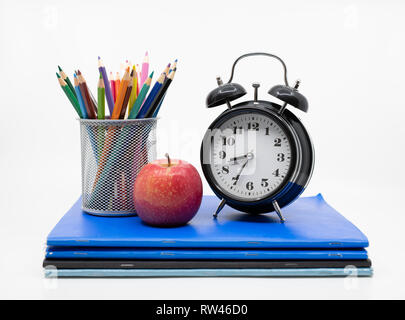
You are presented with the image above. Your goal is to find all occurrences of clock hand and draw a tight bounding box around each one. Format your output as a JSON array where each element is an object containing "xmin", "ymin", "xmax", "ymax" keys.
[
  {"xmin": 229, "ymin": 151, "xmax": 254, "ymax": 164},
  {"xmin": 229, "ymin": 154, "xmax": 248, "ymax": 163},
  {"xmin": 233, "ymin": 159, "xmax": 249, "ymax": 184}
]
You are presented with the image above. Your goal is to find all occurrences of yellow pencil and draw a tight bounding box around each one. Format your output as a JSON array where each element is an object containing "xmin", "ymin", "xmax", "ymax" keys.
[{"xmin": 128, "ymin": 65, "xmax": 138, "ymax": 115}]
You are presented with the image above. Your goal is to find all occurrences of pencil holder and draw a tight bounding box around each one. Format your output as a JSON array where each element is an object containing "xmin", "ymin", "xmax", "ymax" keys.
[{"xmin": 79, "ymin": 118, "xmax": 158, "ymax": 216}]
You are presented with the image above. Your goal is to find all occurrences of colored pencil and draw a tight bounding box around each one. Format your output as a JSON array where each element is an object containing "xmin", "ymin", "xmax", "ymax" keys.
[
  {"xmin": 140, "ymin": 51, "xmax": 149, "ymax": 87},
  {"xmin": 136, "ymin": 64, "xmax": 141, "ymax": 94},
  {"xmin": 136, "ymin": 72, "xmax": 165, "ymax": 119},
  {"xmin": 77, "ymin": 69, "xmax": 98, "ymax": 117},
  {"xmin": 110, "ymin": 71, "xmax": 116, "ymax": 103},
  {"xmin": 77, "ymin": 70, "xmax": 97, "ymax": 119},
  {"xmin": 111, "ymin": 67, "xmax": 130, "ymax": 119},
  {"xmin": 58, "ymin": 66, "xmax": 76, "ymax": 98},
  {"xmin": 57, "ymin": 72, "xmax": 82, "ymax": 118},
  {"xmin": 119, "ymin": 70, "xmax": 133, "ymax": 119},
  {"xmin": 128, "ymin": 71, "xmax": 154, "ymax": 119},
  {"xmin": 153, "ymin": 61, "xmax": 176, "ymax": 117},
  {"xmin": 163, "ymin": 63, "xmax": 171, "ymax": 76},
  {"xmin": 128, "ymin": 65, "xmax": 138, "ymax": 115},
  {"xmin": 74, "ymin": 74, "xmax": 88, "ymax": 119},
  {"xmin": 97, "ymin": 74, "xmax": 105, "ymax": 120},
  {"xmin": 98, "ymin": 57, "xmax": 115, "ymax": 116},
  {"xmin": 144, "ymin": 68, "xmax": 176, "ymax": 118},
  {"xmin": 169, "ymin": 59, "xmax": 178, "ymax": 74},
  {"xmin": 115, "ymin": 72, "xmax": 121, "ymax": 103}
]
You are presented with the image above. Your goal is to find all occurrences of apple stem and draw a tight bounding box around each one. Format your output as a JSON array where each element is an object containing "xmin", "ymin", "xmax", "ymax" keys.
[{"xmin": 165, "ymin": 153, "xmax": 171, "ymax": 167}]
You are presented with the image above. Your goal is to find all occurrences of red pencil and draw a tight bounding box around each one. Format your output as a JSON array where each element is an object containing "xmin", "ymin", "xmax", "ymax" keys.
[
  {"xmin": 115, "ymin": 72, "xmax": 121, "ymax": 103},
  {"xmin": 110, "ymin": 72, "xmax": 116, "ymax": 103}
]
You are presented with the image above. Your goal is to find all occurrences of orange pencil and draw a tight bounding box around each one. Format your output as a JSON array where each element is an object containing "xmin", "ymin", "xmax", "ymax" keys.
[{"xmin": 111, "ymin": 67, "xmax": 130, "ymax": 119}]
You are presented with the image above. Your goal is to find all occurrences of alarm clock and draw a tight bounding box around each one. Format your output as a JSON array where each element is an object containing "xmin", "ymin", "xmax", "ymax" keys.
[{"xmin": 200, "ymin": 52, "xmax": 314, "ymax": 221}]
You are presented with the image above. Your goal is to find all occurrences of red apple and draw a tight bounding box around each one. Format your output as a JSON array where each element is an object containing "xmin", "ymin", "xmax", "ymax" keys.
[{"xmin": 133, "ymin": 154, "xmax": 203, "ymax": 227}]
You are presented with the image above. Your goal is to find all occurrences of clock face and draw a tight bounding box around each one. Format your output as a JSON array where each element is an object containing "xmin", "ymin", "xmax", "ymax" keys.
[{"xmin": 206, "ymin": 111, "xmax": 295, "ymax": 202}]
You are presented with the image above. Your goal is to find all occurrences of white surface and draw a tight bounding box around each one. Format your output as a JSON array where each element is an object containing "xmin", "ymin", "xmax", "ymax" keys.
[{"xmin": 0, "ymin": 0, "xmax": 404, "ymax": 299}]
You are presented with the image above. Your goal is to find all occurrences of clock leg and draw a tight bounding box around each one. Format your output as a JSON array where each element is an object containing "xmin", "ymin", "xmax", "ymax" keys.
[
  {"xmin": 272, "ymin": 200, "xmax": 286, "ymax": 223},
  {"xmin": 213, "ymin": 198, "xmax": 227, "ymax": 219}
]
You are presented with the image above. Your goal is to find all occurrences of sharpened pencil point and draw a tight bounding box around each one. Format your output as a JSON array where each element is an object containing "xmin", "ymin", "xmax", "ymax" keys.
[
  {"xmin": 56, "ymin": 72, "xmax": 61, "ymax": 78},
  {"xmin": 98, "ymin": 56, "xmax": 101, "ymax": 60},
  {"xmin": 145, "ymin": 51, "xmax": 148, "ymax": 56},
  {"xmin": 58, "ymin": 65, "xmax": 62, "ymax": 72},
  {"xmin": 77, "ymin": 70, "xmax": 82, "ymax": 75},
  {"xmin": 149, "ymin": 71, "xmax": 154, "ymax": 78}
]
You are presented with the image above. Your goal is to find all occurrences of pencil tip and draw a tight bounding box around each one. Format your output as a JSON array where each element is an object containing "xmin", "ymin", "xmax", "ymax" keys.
[
  {"xmin": 145, "ymin": 51, "xmax": 148, "ymax": 56},
  {"xmin": 98, "ymin": 56, "xmax": 101, "ymax": 60},
  {"xmin": 57, "ymin": 65, "xmax": 62, "ymax": 71},
  {"xmin": 167, "ymin": 63, "xmax": 171, "ymax": 67},
  {"xmin": 175, "ymin": 59, "xmax": 178, "ymax": 62},
  {"xmin": 149, "ymin": 71, "xmax": 154, "ymax": 78},
  {"xmin": 56, "ymin": 72, "xmax": 60, "ymax": 78},
  {"xmin": 77, "ymin": 70, "xmax": 82, "ymax": 75},
  {"xmin": 74, "ymin": 73, "xmax": 77, "ymax": 78}
]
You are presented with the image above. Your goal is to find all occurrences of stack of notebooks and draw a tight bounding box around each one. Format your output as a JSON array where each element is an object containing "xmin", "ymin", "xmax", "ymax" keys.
[{"xmin": 43, "ymin": 194, "xmax": 372, "ymax": 277}]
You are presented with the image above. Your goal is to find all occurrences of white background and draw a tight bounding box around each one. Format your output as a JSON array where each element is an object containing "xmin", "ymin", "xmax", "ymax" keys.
[{"xmin": 0, "ymin": 0, "xmax": 404, "ymax": 299}]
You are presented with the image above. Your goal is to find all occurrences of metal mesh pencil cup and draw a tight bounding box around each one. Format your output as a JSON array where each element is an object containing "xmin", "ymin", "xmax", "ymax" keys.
[{"xmin": 79, "ymin": 118, "xmax": 157, "ymax": 216}]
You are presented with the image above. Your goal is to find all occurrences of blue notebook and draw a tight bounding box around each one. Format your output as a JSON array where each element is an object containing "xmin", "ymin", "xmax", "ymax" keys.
[
  {"xmin": 44, "ymin": 267, "xmax": 373, "ymax": 278},
  {"xmin": 47, "ymin": 194, "xmax": 369, "ymax": 249},
  {"xmin": 45, "ymin": 247, "xmax": 368, "ymax": 260}
]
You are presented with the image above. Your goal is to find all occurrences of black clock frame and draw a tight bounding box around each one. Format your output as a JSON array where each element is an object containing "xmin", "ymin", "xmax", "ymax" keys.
[{"xmin": 200, "ymin": 100, "xmax": 314, "ymax": 214}]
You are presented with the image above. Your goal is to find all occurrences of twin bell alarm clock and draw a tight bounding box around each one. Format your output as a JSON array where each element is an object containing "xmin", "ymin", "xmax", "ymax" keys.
[{"xmin": 200, "ymin": 52, "xmax": 314, "ymax": 221}]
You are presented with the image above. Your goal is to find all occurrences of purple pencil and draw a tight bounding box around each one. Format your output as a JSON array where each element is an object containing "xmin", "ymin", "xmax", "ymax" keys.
[{"xmin": 98, "ymin": 56, "xmax": 114, "ymax": 116}]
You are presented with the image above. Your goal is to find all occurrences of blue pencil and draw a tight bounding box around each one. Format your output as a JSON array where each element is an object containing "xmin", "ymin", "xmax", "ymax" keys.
[
  {"xmin": 74, "ymin": 74, "xmax": 88, "ymax": 119},
  {"xmin": 136, "ymin": 72, "xmax": 165, "ymax": 119}
]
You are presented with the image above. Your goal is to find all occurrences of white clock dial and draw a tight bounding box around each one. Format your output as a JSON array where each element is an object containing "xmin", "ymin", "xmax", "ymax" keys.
[{"xmin": 210, "ymin": 112, "xmax": 293, "ymax": 201}]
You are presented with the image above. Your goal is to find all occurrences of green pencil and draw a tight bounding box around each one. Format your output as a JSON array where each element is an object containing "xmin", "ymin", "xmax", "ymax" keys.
[
  {"xmin": 128, "ymin": 71, "xmax": 154, "ymax": 119},
  {"xmin": 57, "ymin": 72, "xmax": 83, "ymax": 118},
  {"xmin": 58, "ymin": 66, "xmax": 76, "ymax": 98},
  {"xmin": 97, "ymin": 73, "xmax": 105, "ymax": 119}
]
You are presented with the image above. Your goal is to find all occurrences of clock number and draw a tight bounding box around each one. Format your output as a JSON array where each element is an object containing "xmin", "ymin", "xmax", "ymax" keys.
[
  {"xmin": 222, "ymin": 166, "xmax": 229, "ymax": 174},
  {"xmin": 248, "ymin": 122, "xmax": 259, "ymax": 131},
  {"xmin": 233, "ymin": 126, "xmax": 243, "ymax": 134},
  {"xmin": 274, "ymin": 138, "xmax": 282, "ymax": 146},
  {"xmin": 232, "ymin": 177, "xmax": 238, "ymax": 185},
  {"xmin": 273, "ymin": 169, "xmax": 280, "ymax": 177},
  {"xmin": 219, "ymin": 151, "xmax": 226, "ymax": 159},
  {"xmin": 246, "ymin": 181, "xmax": 254, "ymax": 190},
  {"xmin": 265, "ymin": 127, "xmax": 270, "ymax": 135},
  {"xmin": 277, "ymin": 153, "xmax": 285, "ymax": 162},
  {"xmin": 261, "ymin": 179, "xmax": 269, "ymax": 187},
  {"xmin": 222, "ymin": 136, "xmax": 235, "ymax": 146}
]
